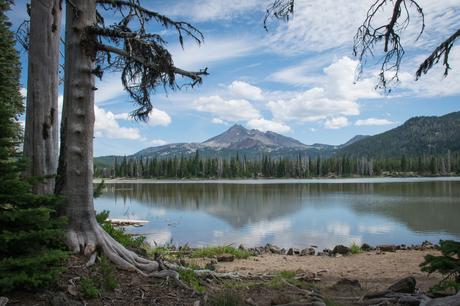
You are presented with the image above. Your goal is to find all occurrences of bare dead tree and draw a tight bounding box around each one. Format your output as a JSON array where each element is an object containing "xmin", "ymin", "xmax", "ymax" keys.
[
  {"xmin": 55, "ymin": 0, "xmax": 207, "ymax": 278},
  {"xmin": 353, "ymin": 0, "xmax": 425, "ymax": 90},
  {"xmin": 265, "ymin": 0, "xmax": 460, "ymax": 91},
  {"xmin": 21, "ymin": 0, "xmax": 62, "ymax": 194}
]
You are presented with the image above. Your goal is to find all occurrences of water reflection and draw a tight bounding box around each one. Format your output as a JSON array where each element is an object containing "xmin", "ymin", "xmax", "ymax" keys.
[{"xmin": 94, "ymin": 180, "xmax": 460, "ymax": 249}]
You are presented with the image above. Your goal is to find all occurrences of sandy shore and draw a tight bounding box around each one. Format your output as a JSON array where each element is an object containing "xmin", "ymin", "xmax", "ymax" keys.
[{"xmin": 214, "ymin": 249, "xmax": 442, "ymax": 292}]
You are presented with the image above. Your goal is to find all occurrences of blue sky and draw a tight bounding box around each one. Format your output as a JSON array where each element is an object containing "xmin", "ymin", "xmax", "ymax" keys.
[{"xmin": 8, "ymin": 0, "xmax": 460, "ymax": 156}]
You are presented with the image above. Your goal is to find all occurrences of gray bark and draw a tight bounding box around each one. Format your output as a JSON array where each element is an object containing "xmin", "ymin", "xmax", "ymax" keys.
[
  {"xmin": 23, "ymin": 0, "xmax": 62, "ymax": 194},
  {"xmin": 56, "ymin": 0, "xmax": 158, "ymax": 274}
]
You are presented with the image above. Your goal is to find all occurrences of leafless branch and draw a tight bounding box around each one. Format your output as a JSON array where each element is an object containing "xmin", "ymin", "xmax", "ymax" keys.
[
  {"xmin": 353, "ymin": 0, "xmax": 425, "ymax": 91},
  {"xmin": 416, "ymin": 28, "xmax": 460, "ymax": 80},
  {"xmin": 264, "ymin": 0, "xmax": 294, "ymax": 31}
]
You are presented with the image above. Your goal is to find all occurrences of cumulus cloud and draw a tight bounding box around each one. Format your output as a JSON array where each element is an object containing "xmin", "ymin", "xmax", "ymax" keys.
[
  {"xmin": 355, "ymin": 118, "xmax": 395, "ymax": 126},
  {"xmin": 211, "ymin": 118, "xmax": 226, "ymax": 124},
  {"xmin": 267, "ymin": 57, "xmax": 378, "ymax": 125},
  {"xmin": 228, "ymin": 80, "xmax": 264, "ymax": 101},
  {"xmin": 113, "ymin": 108, "xmax": 172, "ymax": 127},
  {"xmin": 193, "ymin": 95, "xmax": 260, "ymax": 121},
  {"xmin": 94, "ymin": 106, "xmax": 141, "ymax": 140},
  {"xmin": 324, "ymin": 117, "xmax": 349, "ymax": 129},
  {"xmin": 149, "ymin": 139, "xmax": 168, "ymax": 146},
  {"xmin": 147, "ymin": 108, "xmax": 172, "ymax": 126},
  {"xmin": 247, "ymin": 118, "xmax": 291, "ymax": 133}
]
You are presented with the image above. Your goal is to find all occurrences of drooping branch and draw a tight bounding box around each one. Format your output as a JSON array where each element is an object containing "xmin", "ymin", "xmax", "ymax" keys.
[
  {"xmin": 416, "ymin": 28, "xmax": 460, "ymax": 80},
  {"xmin": 84, "ymin": 0, "xmax": 208, "ymax": 122},
  {"xmin": 264, "ymin": 0, "xmax": 294, "ymax": 31},
  {"xmin": 95, "ymin": 41, "xmax": 208, "ymax": 120},
  {"xmin": 353, "ymin": 0, "xmax": 425, "ymax": 91},
  {"xmin": 96, "ymin": 0, "xmax": 203, "ymax": 46}
]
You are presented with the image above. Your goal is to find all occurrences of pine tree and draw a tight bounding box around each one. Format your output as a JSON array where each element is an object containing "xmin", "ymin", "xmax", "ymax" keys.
[{"xmin": 0, "ymin": 1, "xmax": 67, "ymax": 293}]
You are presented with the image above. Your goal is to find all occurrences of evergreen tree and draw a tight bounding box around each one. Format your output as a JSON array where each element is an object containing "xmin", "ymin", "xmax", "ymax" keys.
[{"xmin": 0, "ymin": 1, "xmax": 67, "ymax": 292}]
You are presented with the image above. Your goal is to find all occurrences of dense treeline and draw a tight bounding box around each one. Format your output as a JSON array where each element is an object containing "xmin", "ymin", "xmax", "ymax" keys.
[{"xmin": 94, "ymin": 151, "xmax": 460, "ymax": 179}]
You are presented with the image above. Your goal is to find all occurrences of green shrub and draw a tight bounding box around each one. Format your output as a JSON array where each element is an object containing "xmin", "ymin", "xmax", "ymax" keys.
[
  {"xmin": 420, "ymin": 240, "xmax": 460, "ymax": 294},
  {"xmin": 80, "ymin": 277, "xmax": 100, "ymax": 299},
  {"xmin": 350, "ymin": 242, "xmax": 363, "ymax": 254},
  {"xmin": 96, "ymin": 210, "xmax": 146, "ymax": 250},
  {"xmin": 99, "ymin": 256, "xmax": 118, "ymax": 290}
]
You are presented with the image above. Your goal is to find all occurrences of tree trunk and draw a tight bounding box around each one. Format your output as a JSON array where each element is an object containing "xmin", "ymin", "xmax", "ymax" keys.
[
  {"xmin": 23, "ymin": 0, "xmax": 62, "ymax": 194},
  {"xmin": 56, "ymin": 0, "xmax": 159, "ymax": 275}
]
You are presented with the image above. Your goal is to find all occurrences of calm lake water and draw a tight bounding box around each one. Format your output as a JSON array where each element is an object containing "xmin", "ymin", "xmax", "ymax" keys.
[{"xmin": 94, "ymin": 178, "xmax": 460, "ymax": 249}]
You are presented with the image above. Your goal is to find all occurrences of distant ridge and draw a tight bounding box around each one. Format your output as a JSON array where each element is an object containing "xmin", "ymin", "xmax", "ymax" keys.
[{"xmin": 94, "ymin": 111, "xmax": 460, "ymax": 166}]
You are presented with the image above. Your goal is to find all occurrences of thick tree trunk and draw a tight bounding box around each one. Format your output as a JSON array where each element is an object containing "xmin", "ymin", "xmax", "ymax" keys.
[
  {"xmin": 56, "ymin": 0, "xmax": 159, "ymax": 275},
  {"xmin": 23, "ymin": 0, "xmax": 62, "ymax": 194}
]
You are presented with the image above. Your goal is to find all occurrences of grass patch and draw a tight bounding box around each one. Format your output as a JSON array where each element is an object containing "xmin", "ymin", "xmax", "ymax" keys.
[
  {"xmin": 99, "ymin": 256, "xmax": 118, "ymax": 290},
  {"xmin": 190, "ymin": 246, "xmax": 251, "ymax": 259},
  {"xmin": 177, "ymin": 268, "xmax": 205, "ymax": 294},
  {"xmin": 268, "ymin": 271, "xmax": 304, "ymax": 289},
  {"xmin": 208, "ymin": 288, "xmax": 245, "ymax": 306},
  {"xmin": 324, "ymin": 298, "xmax": 342, "ymax": 306},
  {"xmin": 350, "ymin": 242, "xmax": 363, "ymax": 254}
]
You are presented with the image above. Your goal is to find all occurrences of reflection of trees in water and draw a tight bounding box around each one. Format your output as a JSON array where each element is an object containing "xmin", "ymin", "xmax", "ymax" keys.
[
  {"xmin": 349, "ymin": 182, "xmax": 460, "ymax": 235},
  {"xmin": 101, "ymin": 181, "xmax": 460, "ymax": 234}
]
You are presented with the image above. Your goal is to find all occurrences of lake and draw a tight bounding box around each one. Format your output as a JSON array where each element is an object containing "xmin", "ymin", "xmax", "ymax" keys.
[{"xmin": 94, "ymin": 178, "xmax": 460, "ymax": 249}]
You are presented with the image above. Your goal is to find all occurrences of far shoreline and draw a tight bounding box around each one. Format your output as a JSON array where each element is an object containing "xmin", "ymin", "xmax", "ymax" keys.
[{"xmin": 93, "ymin": 176, "xmax": 460, "ymax": 184}]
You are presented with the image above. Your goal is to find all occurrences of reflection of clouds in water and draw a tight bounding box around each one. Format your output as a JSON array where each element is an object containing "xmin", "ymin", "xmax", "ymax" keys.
[
  {"xmin": 326, "ymin": 222, "xmax": 351, "ymax": 236},
  {"xmin": 358, "ymin": 224, "xmax": 393, "ymax": 234},
  {"xmin": 207, "ymin": 217, "xmax": 362, "ymax": 249},
  {"xmin": 145, "ymin": 229, "xmax": 172, "ymax": 245}
]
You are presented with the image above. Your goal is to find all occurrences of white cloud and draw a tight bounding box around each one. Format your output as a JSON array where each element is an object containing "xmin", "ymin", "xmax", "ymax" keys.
[
  {"xmin": 211, "ymin": 118, "xmax": 226, "ymax": 124},
  {"xmin": 149, "ymin": 139, "xmax": 168, "ymax": 146},
  {"xmin": 94, "ymin": 106, "xmax": 141, "ymax": 140},
  {"xmin": 113, "ymin": 108, "xmax": 172, "ymax": 127},
  {"xmin": 162, "ymin": 0, "xmax": 267, "ymax": 21},
  {"xmin": 20, "ymin": 87, "xmax": 27, "ymax": 98},
  {"xmin": 147, "ymin": 108, "xmax": 172, "ymax": 127},
  {"xmin": 399, "ymin": 46, "xmax": 460, "ymax": 97},
  {"xmin": 265, "ymin": 0, "xmax": 459, "ymax": 56},
  {"xmin": 193, "ymin": 95, "xmax": 260, "ymax": 121},
  {"xmin": 267, "ymin": 57, "xmax": 378, "ymax": 124},
  {"xmin": 355, "ymin": 118, "xmax": 395, "ymax": 126},
  {"xmin": 228, "ymin": 80, "xmax": 264, "ymax": 101},
  {"xmin": 324, "ymin": 117, "xmax": 349, "ymax": 129},
  {"xmin": 247, "ymin": 118, "xmax": 291, "ymax": 133},
  {"xmin": 95, "ymin": 74, "xmax": 125, "ymax": 104},
  {"xmin": 171, "ymin": 37, "xmax": 258, "ymax": 70}
]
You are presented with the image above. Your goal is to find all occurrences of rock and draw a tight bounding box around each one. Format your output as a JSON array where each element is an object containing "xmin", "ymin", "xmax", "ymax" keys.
[
  {"xmin": 377, "ymin": 244, "xmax": 397, "ymax": 252},
  {"xmin": 388, "ymin": 276, "xmax": 416, "ymax": 293},
  {"xmin": 322, "ymin": 248, "xmax": 332, "ymax": 256},
  {"xmin": 49, "ymin": 292, "xmax": 82, "ymax": 306},
  {"xmin": 238, "ymin": 244, "xmax": 245, "ymax": 250},
  {"xmin": 245, "ymin": 297, "xmax": 257, "ymax": 306},
  {"xmin": 193, "ymin": 300, "xmax": 200, "ymax": 306},
  {"xmin": 0, "ymin": 297, "xmax": 8, "ymax": 306},
  {"xmin": 300, "ymin": 247, "xmax": 316, "ymax": 256},
  {"xmin": 421, "ymin": 292, "xmax": 460, "ymax": 306},
  {"xmin": 361, "ymin": 243, "xmax": 372, "ymax": 251},
  {"xmin": 217, "ymin": 253, "xmax": 234, "ymax": 262},
  {"xmin": 421, "ymin": 241, "xmax": 435, "ymax": 250},
  {"xmin": 287, "ymin": 248, "xmax": 294, "ymax": 255},
  {"xmin": 334, "ymin": 278, "xmax": 362, "ymax": 289},
  {"xmin": 268, "ymin": 244, "xmax": 282, "ymax": 254},
  {"xmin": 332, "ymin": 245, "xmax": 350, "ymax": 255}
]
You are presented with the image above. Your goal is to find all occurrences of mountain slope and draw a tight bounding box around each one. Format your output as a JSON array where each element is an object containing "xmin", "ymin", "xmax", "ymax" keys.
[
  {"xmin": 132, "ymin": 124, "xmax": 336, "ymax": 159},
  {"xmin": 339, "ymin": 112, "xmax": 460, "ymax": 157}
]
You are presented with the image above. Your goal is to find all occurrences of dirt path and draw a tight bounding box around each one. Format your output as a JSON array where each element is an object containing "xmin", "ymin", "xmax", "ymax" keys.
[{"xmin": 215, "ymin": 249, "xmax": 442, "ymax": 292}]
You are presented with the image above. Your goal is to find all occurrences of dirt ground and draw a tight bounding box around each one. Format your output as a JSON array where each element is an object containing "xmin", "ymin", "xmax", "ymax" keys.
[
  {"xmin": 215, "ymin": 249, "xmax": 442, "ymax": 292},
  {"xmin": 4, "ymin": 249, "xmax": 443, "ymax": 306}
]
